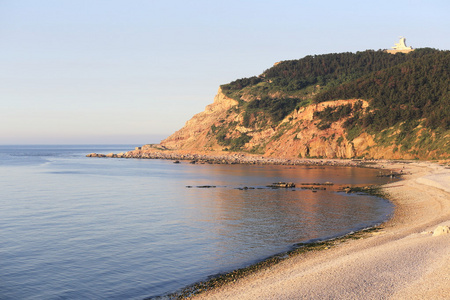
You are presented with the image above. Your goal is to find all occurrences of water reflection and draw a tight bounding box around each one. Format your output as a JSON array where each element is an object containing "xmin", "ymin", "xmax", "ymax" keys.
[{"xmin": 180, "ymin": 163, "xmax": 393, "ymax": 273}]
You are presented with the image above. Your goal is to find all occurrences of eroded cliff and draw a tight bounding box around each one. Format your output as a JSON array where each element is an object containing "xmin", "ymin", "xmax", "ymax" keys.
[
  {"xmin": 161, "ymin": 89, "xmax": 238, "ymax": 151},
  {"xmin": 158, "ymin": 89, "xmax": 447, "ymax": 159}
]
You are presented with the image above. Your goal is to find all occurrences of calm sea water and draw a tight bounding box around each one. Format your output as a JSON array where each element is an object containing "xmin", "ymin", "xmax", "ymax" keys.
[{"xmin": 0, "ymin": 145, "xmax": 394, "ymax": 299}]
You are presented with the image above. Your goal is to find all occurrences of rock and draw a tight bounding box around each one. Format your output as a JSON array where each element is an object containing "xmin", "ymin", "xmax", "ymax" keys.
[
  {"xmin": 432, "ymin": 225, "xmax": 450, "ymax": 236},
  {"xmin": 267, "ymin": 182, "xmax": 296, "ymax": 188},
  {"xmin": 106, "ymin": 153, "xmax": 115, "ymax": 158},
  {"xmin": 86, "ymin": 153, "xmax": 106, "ymax": 157}
]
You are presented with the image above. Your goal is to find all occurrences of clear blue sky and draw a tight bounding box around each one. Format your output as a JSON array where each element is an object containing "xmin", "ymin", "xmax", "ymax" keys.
[{"xmin": 1, "ymin": 0, "xmax": 449, "ymax": 144}]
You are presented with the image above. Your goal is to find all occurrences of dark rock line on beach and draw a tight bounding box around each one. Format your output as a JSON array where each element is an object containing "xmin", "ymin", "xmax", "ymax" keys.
[{"xmin": 85, "ymin": 151, "xmax": 397, "ymax": 169}]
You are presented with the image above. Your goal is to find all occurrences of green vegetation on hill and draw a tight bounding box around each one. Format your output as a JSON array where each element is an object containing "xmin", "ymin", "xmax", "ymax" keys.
[
  {"xmin": 222, "ymin": 49, "xmax": 440, "ymax": 100},
  {"xmin": 264, "ymin": 50, "xmax": 419, "ymax": 90},
  {"xmin": 242, "ymin": 97, "xmax": 301, "ymax": 126},
  {"xmin": 216, "ymin": 48, "xmax": 449, "ymax": 156},
  {"xmin": 315, "ymin": 50, "xmax": 450, "ymax": 131}
]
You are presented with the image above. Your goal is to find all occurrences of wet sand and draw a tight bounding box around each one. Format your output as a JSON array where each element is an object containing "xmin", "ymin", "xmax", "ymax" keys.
[{"xmin": 192, "ymin": 161, "xmax": 450, "ymax": 299}]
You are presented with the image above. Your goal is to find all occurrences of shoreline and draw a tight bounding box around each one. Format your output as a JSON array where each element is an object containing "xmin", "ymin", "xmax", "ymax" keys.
[
  {"xmin": 86, "ymin": 148, "xmax": 406, "ymax": 169},
  {"xmin": 176, "ymin": 159, "xmax": 449, "ymax": 299},
  {"xmin": 164, "ymin": 187, "xmax": 393, "ymax": 299},
  {"xmin": 88, "ymin": 151, "xmax": 449, "ymax": 298},
  {"xmin": 166, "ymin": 226, "xmax": 389, "ymax": 299}
]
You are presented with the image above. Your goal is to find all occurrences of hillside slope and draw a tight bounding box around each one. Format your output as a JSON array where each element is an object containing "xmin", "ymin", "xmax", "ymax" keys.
[{"xmin": 160, "ymin": 49, "xmax": 449, "ymax": 160}]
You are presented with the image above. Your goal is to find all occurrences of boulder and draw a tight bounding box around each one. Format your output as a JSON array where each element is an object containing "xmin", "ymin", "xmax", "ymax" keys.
[
  {"xmin": 432, "ymin": 225, "xmax": 450, "ymax": 236},
  {"xmin": 267, "ymin": 182, "xmax": 296, "ymax": 188}
]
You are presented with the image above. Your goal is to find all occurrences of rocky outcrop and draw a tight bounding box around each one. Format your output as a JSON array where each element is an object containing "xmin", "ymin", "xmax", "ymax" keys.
[
  {"xmin": 261, "ymin": 100, "xmax": 369, "ymax": 159},
  {"xmin": 87, "ymin": 153, "xmax": 106, "ymax": 157},
  {"xmin": 159, "ymin": 94, "xmax": 387, "ymax": 159},
  {"xmin": 154, "ymin": 87, "xmax": 449, "ymax": 160}
]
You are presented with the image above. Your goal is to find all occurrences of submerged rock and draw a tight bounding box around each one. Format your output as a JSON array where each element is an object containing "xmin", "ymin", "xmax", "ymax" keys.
[{"xmin": 267, "ymin": 182, "xmax": 296, "ymax": 188}]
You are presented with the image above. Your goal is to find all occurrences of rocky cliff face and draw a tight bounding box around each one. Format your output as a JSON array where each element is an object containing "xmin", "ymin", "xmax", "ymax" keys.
[
  {"xmin": 158, "ymin": 89, "xmax": 447, "ymax": 160},
  {"xmin": 161, "ymin": 88, "xmax": 238, "ymax": 151}
]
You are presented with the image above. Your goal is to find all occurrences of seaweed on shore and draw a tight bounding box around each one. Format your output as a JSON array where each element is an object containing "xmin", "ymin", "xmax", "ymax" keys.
[{"xmin": 156, "ymin": 226, "xmax": 383, "ymax": 299}]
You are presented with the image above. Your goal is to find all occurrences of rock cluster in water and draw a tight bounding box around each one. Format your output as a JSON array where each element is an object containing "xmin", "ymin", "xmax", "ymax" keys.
[{"xmin": 266, "ymin": 182, "xmax": 296, "ymax": 188}]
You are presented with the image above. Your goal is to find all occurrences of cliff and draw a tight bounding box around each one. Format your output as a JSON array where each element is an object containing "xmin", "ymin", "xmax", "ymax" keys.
[
  {"xmin": 155, "ymin": 49, "xmax": 449, "ymax": 160},
  {"xmin": 160, "ymin": 89, "xmax": 447, "ymax": 159},
  {"xmin": 161, "ymin": 89, "xmax": 238, "ymax": 151}
]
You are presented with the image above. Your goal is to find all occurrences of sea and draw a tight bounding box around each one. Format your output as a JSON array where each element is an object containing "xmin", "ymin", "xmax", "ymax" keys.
[{"xmin": 0, "ymin": 145, "xmax": 395, "ymax": 299}]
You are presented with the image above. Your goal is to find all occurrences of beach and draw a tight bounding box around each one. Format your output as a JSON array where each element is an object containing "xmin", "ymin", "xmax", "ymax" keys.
[{"xmin": 191, "ymin": 160, "xmax": 450, "ymax": 299}]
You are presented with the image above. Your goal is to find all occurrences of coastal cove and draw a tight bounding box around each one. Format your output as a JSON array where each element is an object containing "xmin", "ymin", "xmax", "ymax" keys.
[
  {"xmin": 3, "ymin": 2, "xmax": 449, "ymax": 299},
  {"xmin": 1, "ymin": 145, "xmax": 396, "ymax": 299},
  {"xmin": 86, "ymin": 149, "xmax": 450, "ymax": 299},
  {"xmin": 191, "ymin": 160, "xmax": 450, "ymax": 299}
]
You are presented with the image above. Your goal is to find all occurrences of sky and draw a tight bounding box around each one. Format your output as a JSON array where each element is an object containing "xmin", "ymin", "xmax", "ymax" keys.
[{"xmin": 1, "ymin": 0, "xmax": 449, "ymax": 145}]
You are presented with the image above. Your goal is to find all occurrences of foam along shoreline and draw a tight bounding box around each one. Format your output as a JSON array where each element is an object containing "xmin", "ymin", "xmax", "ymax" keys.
[{"xmin": 188, "ymin": 160, "xmax": 450, "ymax": 299}]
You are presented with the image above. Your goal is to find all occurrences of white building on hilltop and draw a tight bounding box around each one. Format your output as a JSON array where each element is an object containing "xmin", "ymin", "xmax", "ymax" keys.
[{"xmin": 386, "ymin": 37, "xmax": 414, "ymax": 54}]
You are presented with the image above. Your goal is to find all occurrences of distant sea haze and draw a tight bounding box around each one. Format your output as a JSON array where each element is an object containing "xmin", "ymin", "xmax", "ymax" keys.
[{"xmin": 0, "ymin": 145, "xmax": 394, "ymax": 299}]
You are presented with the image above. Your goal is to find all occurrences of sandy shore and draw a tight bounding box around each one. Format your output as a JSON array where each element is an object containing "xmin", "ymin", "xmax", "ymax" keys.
[{"xmin": 191, "ymin": 160, "xmax": 450, "ymax": 299}]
